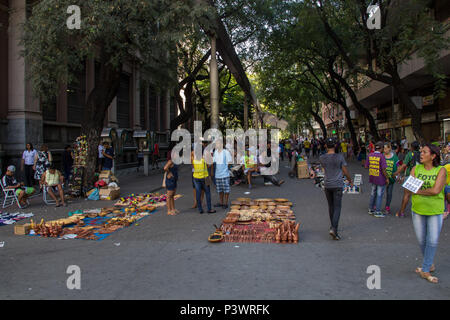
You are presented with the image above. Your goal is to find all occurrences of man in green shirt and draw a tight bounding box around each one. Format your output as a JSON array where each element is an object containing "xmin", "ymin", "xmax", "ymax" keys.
[{"xmin": 394, "ymin": 141, "xmax": 421, "ymax": 217}]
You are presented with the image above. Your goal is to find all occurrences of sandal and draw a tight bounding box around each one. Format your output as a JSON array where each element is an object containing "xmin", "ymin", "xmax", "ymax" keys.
[
  {"xmin": 418, "ymin": 271, "xmax": 438, "ymax": 284},
  {"xmin": 167, "ymin": 210, "xmax": 177, "ymax": 216},
  {"xmin": 395, "ymin": 211, "xmax": 405, "ymax": 217},
  {"xmin": 415, "ymin": 265, "xmax": 435, "ymax": 273}
]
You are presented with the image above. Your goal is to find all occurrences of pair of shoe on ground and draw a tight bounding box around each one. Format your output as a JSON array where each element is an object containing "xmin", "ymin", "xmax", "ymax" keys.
[{"xmin": 329, "ymin": 228, "xmax": 340, "ymax": 240}]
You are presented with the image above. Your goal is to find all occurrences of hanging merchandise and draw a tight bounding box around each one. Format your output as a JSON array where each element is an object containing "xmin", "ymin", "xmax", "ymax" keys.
[{"xmin": 67, "ymin": 136, "xmax": 89, "ymax": 198}]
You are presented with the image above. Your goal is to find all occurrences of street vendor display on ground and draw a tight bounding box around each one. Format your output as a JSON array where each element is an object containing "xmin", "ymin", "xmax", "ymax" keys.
[
  {"xmin": 211, "ymin": 198, "xmax": 300, "ymax": 244},
  {"xmin": 114, "ymin": 193, "xmax": 183, "ymax": 208},
  {"xmin": 0, "ymin": 212, "xmax": 34, "ymax": 226},
  {"xmin": 13, "ymin": 192, "xmax": 183, "ymax": 240},
  {"xmin": 26, "ymin": 205, "xmax": 156, "ymax": 241}
]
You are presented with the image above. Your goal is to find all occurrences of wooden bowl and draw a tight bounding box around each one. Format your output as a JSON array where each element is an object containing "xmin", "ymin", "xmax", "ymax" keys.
[
  {"xmin": 237, "ymin": 197, "xmax": 251, "ymax": 202},
  {"xmin": 274, "ymin": 198, "xmax": 289, "ymax": 202}
]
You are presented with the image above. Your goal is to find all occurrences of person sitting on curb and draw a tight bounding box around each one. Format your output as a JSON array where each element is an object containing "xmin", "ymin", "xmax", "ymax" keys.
[
  {"xmin": 1, "ymin": 165, "xmax": 35, "ymax": 208},
  {"xmin": 40, "ymin": 165, "xmax": 67, "ymax": 207}
]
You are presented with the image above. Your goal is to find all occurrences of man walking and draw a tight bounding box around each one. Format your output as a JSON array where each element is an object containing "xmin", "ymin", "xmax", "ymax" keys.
[
  {"xmin": 366, "ymin": 142, "xmax": 389, "ymax": 218},
  {"xmin": 320, "ymin": 138, "xmax": 353, "ymax": 240},
  {"xmin": 212, "ymin": 139, "xmax": 232, "ymax": 209}
]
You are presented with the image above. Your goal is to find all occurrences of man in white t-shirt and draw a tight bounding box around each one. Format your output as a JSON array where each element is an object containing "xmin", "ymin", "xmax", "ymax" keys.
[
  {"xmin": 212, "ymin": 139, "xmax": 233, "ymax": 209},
  {"xmin": 401, "ymin": 137, "xmax": 408, "ymax": 153},
  {"xmin": 98, "ymin": 143, "xmax": 105, "ymax": 172}
]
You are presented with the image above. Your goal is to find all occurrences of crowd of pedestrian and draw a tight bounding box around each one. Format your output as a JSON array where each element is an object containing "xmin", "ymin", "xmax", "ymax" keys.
[{"xmin": 2, "ymin": 133, "xmax": 449, "ymax": 285}]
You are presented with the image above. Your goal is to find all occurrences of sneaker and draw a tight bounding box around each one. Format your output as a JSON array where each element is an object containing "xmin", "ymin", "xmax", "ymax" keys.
[
  {"xmin": 385, "ymin": 206, "xmax": 391, "ymax": 214},
  {"xmin": 374, "ymin": 211, "xmax": 386, "ymax": 218},
  {"xmin": 264, "ymin": 182, "xmax": 273, "ymax": 186},
  {"xmin": 329, "ymin": 228, "xmax": 340, "ymax": 240},
  {"xmin": 368, "ymin": 209, "xmax": 375, "ymax": 215}
]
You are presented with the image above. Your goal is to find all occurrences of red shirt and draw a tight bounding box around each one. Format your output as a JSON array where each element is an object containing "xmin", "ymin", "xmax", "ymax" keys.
[
  {"xmin": 368, "ymin": 143, "xmax": 375, "ymax": 154},
  {"xmin": 153, "ymin": 143, "xmax": 159, "ymax": 155}
]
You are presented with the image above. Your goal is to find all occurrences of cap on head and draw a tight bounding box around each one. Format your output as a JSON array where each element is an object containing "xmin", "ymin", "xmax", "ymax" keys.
[
  {"xmin": 375, "ymin": 142, "xmax": 384, "ymax": 150},
  {"xmin": 7, "ymin": 165, "xmax": 16, "ymax": 172},
  {"xmin": 326, "ymin": 138, "xmax": 336, "ymax": 148}
]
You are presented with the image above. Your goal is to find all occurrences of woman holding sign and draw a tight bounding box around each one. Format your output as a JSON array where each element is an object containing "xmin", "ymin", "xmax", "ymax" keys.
[{"xmin": 409, "ymin": 144, "xmax": 446, "ymax": 284}]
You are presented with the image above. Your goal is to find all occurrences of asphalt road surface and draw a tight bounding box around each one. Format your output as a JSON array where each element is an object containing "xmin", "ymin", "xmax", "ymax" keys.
[{"xmin": 1, "ymin": 158, "xmax": 449, "ymax": 299}]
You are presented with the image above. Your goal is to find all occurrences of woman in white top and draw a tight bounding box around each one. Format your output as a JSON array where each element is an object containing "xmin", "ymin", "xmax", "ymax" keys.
[{"xmin": 21, "ymin": 143, "xmax": 37, "ymax": 187}]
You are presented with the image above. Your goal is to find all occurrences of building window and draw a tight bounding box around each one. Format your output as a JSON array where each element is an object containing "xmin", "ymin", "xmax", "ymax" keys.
[
  {"xmin": 140, "ymin": 85, "xmax": 146, "ymax": 128},
  {"xmin": 42, "ymin": 96, "xmax": 57, "ymax": 121},
  {"xmin": 117, "ymin": 73, "xmax": 131, "ymax": 128},
  {"xmin": 148, "ymin": 86, "xmax": 158, "ymax": 131}
]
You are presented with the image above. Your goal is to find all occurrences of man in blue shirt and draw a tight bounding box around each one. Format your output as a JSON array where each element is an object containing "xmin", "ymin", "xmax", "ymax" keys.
[
  {"xmin": 102, "ymin": 142, "xmax": 115, "ymax": 171},
  {"xmin": 212, "ymin": 139, "xmax": 232, "ymax": 209}
]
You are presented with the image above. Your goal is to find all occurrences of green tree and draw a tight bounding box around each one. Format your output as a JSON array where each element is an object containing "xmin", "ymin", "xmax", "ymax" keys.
[
  {"xmin": 311, "ymin": 0, "xmax": 450, "ymax": 142},
  {"xmin": 22, "ymin": 0, "xmax": 214, "ymax": 184}
]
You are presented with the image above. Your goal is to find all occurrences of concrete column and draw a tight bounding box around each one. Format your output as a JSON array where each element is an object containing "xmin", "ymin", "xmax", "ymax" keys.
[
  {"xmin": 156, "ymin": 93, "xmax": 161, "ymax": 131},
  {"xmin": 210, "ymin": 36, "xmax": 219, "ymax": 129},
  {"xmin": 165, "ymin": 89, "xmax": 170, "ymax": 131},
  {"xmin": 6, "ymin": 0, "xmax": 42, "ymax": 161}
]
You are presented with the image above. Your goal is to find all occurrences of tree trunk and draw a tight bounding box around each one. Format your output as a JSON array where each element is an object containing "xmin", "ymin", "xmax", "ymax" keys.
[
  {"xmin": 171, "ymin": 81, "xmax": 194, "ymax": 133},
  {"xmin": 391, "ymin": 74, "xmax": 424, "ymax": 143},
  {"xmin": 309, "ymin": 109, "xmax": 327, "ymax": 139},
  {"xmin": 80, "ymin": 62, "xmax": 122, "ymax": 187},
  {"xmin": 328, "ymin": 68, "xmax": 380, "ymax": 141}
]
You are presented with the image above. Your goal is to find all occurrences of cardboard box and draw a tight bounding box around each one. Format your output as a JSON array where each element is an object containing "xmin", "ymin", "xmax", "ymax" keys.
[
  {"xmin": 297, "ymin": 162, "xmax": 310, "ymax": 179},
  {"xmin": 14, "ymin": 223, "xmax": 32, "ymax": 235},
  {"xmin": 99, "ymin": 187, "xmax": 120, "ymax": 200},
  {"xmin": 99, "ymin": 171, "xmax": 112, "ymax": 180}
]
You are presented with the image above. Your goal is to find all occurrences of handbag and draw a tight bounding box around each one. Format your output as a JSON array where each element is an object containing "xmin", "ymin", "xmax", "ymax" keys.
[
  {"xmin": 162, "ymin": 172, "xmax": 167, "ymax": 188},
  {"xmin": 204, "ymin": 161, "xmax": 211, "ymax": 186}
]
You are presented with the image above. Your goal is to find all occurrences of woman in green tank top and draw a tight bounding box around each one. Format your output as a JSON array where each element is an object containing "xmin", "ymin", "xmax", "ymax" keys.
[{"xmin": 409, "ymin": 144, "xmax": 446, "ymax": 284}]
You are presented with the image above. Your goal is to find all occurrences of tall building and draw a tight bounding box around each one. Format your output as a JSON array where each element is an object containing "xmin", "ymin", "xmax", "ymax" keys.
[
  {"xmin": 346, "ymin": 1, "xmax": 450, "ymax": 143},
  {"xmin": 0, "ymin": 0, "xmax": 178, "ymax": 173}
]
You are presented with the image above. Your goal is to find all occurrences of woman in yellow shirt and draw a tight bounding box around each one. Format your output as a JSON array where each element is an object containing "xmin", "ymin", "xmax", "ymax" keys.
[{"xmin": 191, "ymin": 144, "xmax": 215, "ymax": 214}]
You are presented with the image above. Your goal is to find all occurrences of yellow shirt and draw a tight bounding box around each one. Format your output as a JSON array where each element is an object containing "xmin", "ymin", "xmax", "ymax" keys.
[
  {"xmin": 341, "ymin": 142, "xmax": 348, "ymax": 153},
  {"xmin": 192, "ymin": 159, "xmax": 208, "ymax": 179},
  {"xmin": 45, "ymin": 170, "xmax": 60, "ymax": 186},
  {"xmin": 445, "ymin": 164, "xmax": 450, "ymax": 185}
]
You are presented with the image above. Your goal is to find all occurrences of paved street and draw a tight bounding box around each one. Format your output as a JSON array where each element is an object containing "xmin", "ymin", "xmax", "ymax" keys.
[{"xmin": 1, "ymin": 158, "xmax": 449, "ymax": 300}]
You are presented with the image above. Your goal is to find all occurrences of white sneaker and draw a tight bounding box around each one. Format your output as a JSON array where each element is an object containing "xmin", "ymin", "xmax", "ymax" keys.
[{"xmin": 264, "ymin": 182, "xmax": 273, "ymax": 186}]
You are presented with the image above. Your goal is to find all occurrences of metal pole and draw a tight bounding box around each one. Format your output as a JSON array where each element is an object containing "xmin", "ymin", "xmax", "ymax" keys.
[
  {"xmin": 244, "ymin": 96, "xmax": 248, "ymax": 131},
  {"xmin": 210, "ymin": 36, "xmax": 220, "ymax": 129}
]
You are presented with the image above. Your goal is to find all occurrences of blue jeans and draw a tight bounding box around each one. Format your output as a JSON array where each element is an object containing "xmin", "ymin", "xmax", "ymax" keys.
[
  {"xmin": 385, "ymin": 183, "xmax": 394, "ymax": 208},
  {"xmin": 369, "ymin": 184, "xmax": 386, "ymax": 212},
  {"xmin": 193, "ymin": 178, "xmax": 212, "ymax": 212},
  {"xmin": 412, "ymin": 212, "xmax": 443, "ymax": 273}
]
